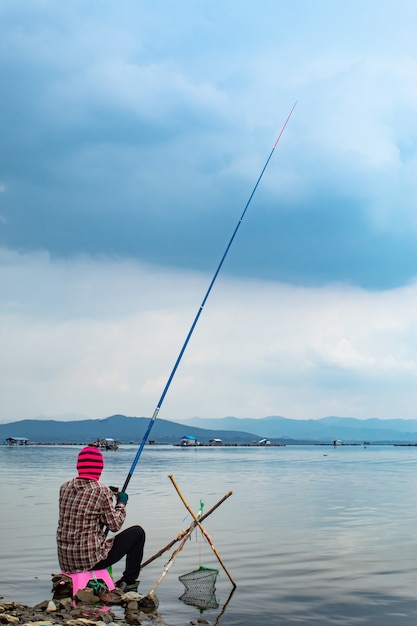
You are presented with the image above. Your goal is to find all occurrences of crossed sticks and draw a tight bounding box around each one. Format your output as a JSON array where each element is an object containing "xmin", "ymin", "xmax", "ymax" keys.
[{"xmin": 141, "ymin": 474, "xmax": 236, "ymax": 596}]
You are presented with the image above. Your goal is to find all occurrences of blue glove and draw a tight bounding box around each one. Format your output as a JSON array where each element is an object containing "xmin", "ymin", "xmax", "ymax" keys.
[{"xmin": 117, "ymin": 492, "xmax": 128, "ymax": 505}]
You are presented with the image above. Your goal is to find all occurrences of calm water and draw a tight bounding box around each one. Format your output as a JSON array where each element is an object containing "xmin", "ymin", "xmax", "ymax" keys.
[{"xmin": 1, "ymin": 444, "xmax": 416, "ymax": 625}]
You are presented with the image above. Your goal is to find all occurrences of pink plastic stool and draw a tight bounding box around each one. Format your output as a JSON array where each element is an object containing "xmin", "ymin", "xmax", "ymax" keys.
[{"xmin": 60, "ymin": 569, "xmax": 115, "ymax": 596}]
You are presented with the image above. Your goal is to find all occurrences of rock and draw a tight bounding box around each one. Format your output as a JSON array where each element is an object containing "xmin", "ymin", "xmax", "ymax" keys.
[
  {"xmin": 137, "ymin": 593, "xmax": 159, "ymax": 611},
  {"xmin": 0, "ymin": 615, "xmax": 19, "ymax": 624},
  {"xmin": 45, "ymin": 601, "xmax": 57, "ymax": 613},
  {"xmin": 69, "ymin": 606, "xmax": 115, "ymax": 622},
  {"xmin": 32, "ymin": 601, "xmax": 49, "ymax": 612},
  {"xmin": 96, "ymin": 590, "xmax": 122, "ymax": 605},
  {"xmin": 119, "ymin": 593, "xmax": 139, "ymax": 602},
  {"xmin": 75, "ymin": 589, "xmax": 100, "ymax": 605},
  {"xmin": 124, "ymin": 613, "xmax": 142, "ymax": 626},
  {"xmin": 57, "ymin": 599, "xmax": 73, "ymax": 611},
  {"xmin": 65, "ymin": 617, "xmax": 100, "ymax": 626}
]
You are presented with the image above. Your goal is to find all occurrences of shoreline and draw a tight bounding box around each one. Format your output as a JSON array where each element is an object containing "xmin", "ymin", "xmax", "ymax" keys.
[{"xmin": 0, "ymin": 589, "xmax": 169, "ymax": 626}]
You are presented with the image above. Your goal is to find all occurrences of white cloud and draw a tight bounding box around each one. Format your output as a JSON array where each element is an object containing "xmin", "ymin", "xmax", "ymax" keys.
[{"xmin": 1, "ymin": 250, "xmax": 417, "ymax": 423}]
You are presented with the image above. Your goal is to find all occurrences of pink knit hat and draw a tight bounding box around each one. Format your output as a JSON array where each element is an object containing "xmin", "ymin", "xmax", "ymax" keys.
[{"xmin": 76, "ymin": 446, "xmax": 104, "ymax": 480}]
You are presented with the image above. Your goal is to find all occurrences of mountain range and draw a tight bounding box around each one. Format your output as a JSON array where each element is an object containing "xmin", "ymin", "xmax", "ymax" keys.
[
  {"xmin": 0, "ymin": 414, "xmax": 260, "ymax": 445},
  {"xmin": 1, "ymin": 414, "xmax": 417, "ymax": 444},
  {"xmin": 181, "ymin": 415, "xmax": 417, "ymax": 443}
]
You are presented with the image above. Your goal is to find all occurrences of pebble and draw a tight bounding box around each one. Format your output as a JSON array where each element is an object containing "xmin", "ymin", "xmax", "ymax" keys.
[{"xmin": 45, "ymin": 602, "xmax": 57, "ymax": 614}]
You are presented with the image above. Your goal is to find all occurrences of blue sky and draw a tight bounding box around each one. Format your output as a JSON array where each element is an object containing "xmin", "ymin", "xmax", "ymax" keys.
[{"xmin": 1, "ymin": 0, "xmax": 417, "ymax": 423}]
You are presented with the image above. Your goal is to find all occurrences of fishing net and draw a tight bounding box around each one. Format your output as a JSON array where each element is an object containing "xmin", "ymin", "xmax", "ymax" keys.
[{"xmin": 179, "ymin": 566, "xmax": 219, "ymax": 609}]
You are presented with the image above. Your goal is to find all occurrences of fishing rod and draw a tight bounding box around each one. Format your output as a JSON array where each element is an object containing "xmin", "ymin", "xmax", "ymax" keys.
[{"xmin": 121, "ymin": 102, "xmax": 297, "ymax": 493}]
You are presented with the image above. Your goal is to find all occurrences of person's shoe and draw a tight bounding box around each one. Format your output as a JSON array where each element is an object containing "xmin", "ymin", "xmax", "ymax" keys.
[{"xmin": 115, "ymin": 579, "xmax": 139, "ymax": 593}]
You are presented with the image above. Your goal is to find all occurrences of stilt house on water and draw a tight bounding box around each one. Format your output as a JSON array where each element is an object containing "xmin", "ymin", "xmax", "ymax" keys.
[
  {"xmin": 5, "ymin": 437, "xmax": 29, "ymax": 445},
  {"xmin": 98, "ymin": 438, "xmax": 119, "ymax": 450},
  {"xmin": 180, "ymin": 435, "xmax": 198, "ymax": 446}
]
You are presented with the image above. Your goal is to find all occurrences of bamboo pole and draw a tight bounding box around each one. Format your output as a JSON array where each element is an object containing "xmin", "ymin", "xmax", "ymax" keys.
[{"xmin": 168, "ymin": 474, "xmax": 237, "ymax": 588}]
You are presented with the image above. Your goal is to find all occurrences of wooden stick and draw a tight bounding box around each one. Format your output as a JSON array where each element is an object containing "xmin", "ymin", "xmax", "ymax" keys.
[
  {"xmin": 168, "ymin": 474, "xmax": 237, "ymax": 588},
  {"xmin": 141, "ymin": 490, "xmax": 233, "ymax": 568}
]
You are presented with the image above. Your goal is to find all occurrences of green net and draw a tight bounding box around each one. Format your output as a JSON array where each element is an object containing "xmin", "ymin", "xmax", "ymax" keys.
[{"xmin": 178, "ymin": 566, "xmax": 219, "ymax": 609}]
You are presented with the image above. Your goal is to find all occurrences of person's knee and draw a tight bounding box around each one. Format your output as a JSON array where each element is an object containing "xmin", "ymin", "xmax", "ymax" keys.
[{"xmin": 130, "ymin": 524, "xmax": 146, "ymax": 543}]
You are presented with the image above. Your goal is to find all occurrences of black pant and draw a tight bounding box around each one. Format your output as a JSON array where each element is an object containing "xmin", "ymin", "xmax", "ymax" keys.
[{"xmin": 94, "ymin": 525, "xmax": 146, "ymax": 584}]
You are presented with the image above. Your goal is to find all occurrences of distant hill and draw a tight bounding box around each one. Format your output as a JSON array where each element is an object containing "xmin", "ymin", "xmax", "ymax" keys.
[
  {"xmin": 0, "ymin": 414, "xmax": 261, "ymax": 444},
  {"xmin": 178, "ymin": 415, "xmax": 417, "ymax": 443},
  {"xmin": 1, "ymin": 414, "xmax": 417, "ymax": 444}
]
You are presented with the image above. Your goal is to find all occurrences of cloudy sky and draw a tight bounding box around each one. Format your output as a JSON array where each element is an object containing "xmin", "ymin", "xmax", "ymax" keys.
[{"xmin": 1, "ymin": 1, "xmax": 417, "ymax": 424}]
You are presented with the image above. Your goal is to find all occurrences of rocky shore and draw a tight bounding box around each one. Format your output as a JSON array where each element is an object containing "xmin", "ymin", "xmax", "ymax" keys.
[
  {"xmin": 0, "ymin": 590, "xmax": 166, "ymax": 626},
  {"xmin": 0, "ymin": 590, "xmax": 211, "ymax": 626}
]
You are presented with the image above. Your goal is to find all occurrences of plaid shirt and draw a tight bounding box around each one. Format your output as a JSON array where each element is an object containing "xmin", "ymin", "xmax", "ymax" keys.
[{"xmin": 57, "ymin": 477, "xmax": 126, "ymax": 573}]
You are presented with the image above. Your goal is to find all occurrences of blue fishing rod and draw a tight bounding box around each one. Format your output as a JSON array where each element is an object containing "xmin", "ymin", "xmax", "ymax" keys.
[{"xmin": 121, "ymin": 102, "xmax": 297, "ymax": 492}]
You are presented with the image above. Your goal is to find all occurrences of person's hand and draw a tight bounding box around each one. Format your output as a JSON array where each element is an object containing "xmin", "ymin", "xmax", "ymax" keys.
[
  {"xmin": 117, "ymin": 492, "xmax": 128, "ymax": 506},
  {"xmin": 109, "ymin": 486, "xmax": 119, "ymax": 494}
]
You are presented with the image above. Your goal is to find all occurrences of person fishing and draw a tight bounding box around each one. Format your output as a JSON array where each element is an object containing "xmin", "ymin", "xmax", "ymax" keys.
[{"xmin": 56, "ymin": 446, "xmax": 145, "ymax": 592}]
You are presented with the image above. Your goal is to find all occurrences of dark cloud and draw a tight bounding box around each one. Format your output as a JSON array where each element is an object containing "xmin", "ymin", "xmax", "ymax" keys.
[{"xmin": 1, "ymin": 0, "xmax": 417, "ymax": 293}]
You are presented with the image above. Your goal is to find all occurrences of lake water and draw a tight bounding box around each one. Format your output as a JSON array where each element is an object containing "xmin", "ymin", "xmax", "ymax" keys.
[{"xmin": 1, "ymin": 443, "xmax": 416, "ymax": 625}]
